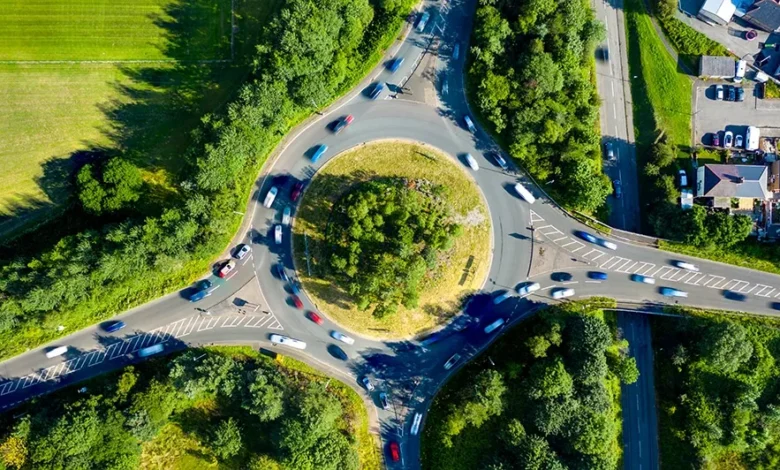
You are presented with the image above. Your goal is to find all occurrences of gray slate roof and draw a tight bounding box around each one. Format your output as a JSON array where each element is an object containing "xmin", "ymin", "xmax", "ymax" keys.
[
  {"xmin": 699, "ymin": 56, "xmax": 736, "ymax": 77},
  {"xmin": 744, "ymin": 0, "xmax": 780, "ymax": 32},
  {"xmin": 700, "ymin": 164, "xmax": 769, "ymax": 198}
]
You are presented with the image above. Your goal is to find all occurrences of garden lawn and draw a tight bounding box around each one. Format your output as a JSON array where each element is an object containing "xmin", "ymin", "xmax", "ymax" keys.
[{"xmin": 292, "ymin": 141, "xmax": 492, "ymax": 339}]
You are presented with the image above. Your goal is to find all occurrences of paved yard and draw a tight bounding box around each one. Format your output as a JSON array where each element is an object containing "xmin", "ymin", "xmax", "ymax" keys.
[{"xmin": 693, "ymin": 81, "xmax": 780, "ymax": 146}]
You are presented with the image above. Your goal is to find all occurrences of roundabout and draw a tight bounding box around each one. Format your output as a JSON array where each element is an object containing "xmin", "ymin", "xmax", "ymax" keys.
[{"xmin": 291, "ymin": 140, "xmax": 492, "ymax": 338}]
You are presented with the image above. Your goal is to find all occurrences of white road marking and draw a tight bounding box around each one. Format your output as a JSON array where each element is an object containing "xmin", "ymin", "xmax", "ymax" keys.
[
  {"xmin": 611, "ymin": 81, "xmax": 614, "ymax": 97},
  {"xmin": 585, "ymin": 280, "xmax": 602, "ymax": 283},
  {"xmin": 613, "ymin": 102, "xmax": 617, "ymax": 119},
  {"xmin": 529, "ymin": 210, "xmax": 544, "ymax": 223}
]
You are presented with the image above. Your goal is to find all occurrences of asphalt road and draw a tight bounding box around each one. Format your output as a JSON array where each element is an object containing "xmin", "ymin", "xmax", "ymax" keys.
[
  {"xmin": 594, "ymin": 0, "xmax": 640, "ymax": 233},
  {"xmin": 4, "ymin": 1, "xmax": 780, "ymax": 469}
]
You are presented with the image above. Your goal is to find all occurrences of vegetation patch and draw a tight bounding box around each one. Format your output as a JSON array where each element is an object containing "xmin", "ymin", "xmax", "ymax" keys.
[
  {"xmin": 652, "ymin": 308, "xmax": 780, "ymax": 468},
  {"xmin": 655, "ymin": 0, "xmax": 730, "ymax": 71},
  {"xmin": 466, "ymin": 0, "xmax": 611, "ymax": 214},
  {"xmin": 293, "ymin": 141, "xmax": 491, "ymax": 338},
  {"xmin": 0, "ymin": 346, "xmax": 378, "ymax": 470},
  {"xmin": 765, "ymin": 80, "xmax": 780, "ymax": 99},
  {"xmin": 421, "ymin": 302, "xmax": 636, "ymax": 470}
]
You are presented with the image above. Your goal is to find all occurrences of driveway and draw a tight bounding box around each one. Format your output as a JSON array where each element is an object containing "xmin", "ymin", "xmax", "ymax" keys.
[
  {"xmin": 677, "ymin": 1, "xmax": 769, "ymax": 60},
  {"xmin": 693, "ymin": 81, "xmax": 780, "ymax": 146}
]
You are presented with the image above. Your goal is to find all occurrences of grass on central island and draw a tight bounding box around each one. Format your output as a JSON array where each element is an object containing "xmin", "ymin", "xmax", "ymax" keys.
[{"xmin": 292, "ymin": 140, "xmax": 492, "ymax": 339}]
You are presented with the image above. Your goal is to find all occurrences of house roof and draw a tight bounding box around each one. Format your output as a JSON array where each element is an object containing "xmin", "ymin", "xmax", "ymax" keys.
[
  {"xmin": 699, "ymin": 56, "xmax": 736, "ymax": 77},
  {"xmin": 700, "ymin": 0, "xmax": 738, "ymax": 22},
  {"xmin": 700, "ymin": 164, "xmax": 770, "ymax": 198},
  {"xmin": 743, "ymin": 0, "xmax": 780, "ymax": 32}
]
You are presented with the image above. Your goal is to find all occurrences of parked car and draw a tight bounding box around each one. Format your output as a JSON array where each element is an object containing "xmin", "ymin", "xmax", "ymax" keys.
[
  {"xmin": 282, "ymin": 206, "xmax": 291, "ymax": 225},
  {"xmin": 575, "ymin": 230, "xmax": 598, "ymax": 244},
  {"xmin": 369, "ymin": 82, "xmax": 384, "ymax": 100},
  {"xmin": 379, "ymin": 392, "xmax": 391, "ymax": 410},
  {"xmin": 727, "ymin": 85, "xmax": 736, "ymax": 101},
  {"xmin": 735, "ymin": 134, "xmax": 744, "ymax": 148},
  {"xmin": 219, "ymin": 260, "xmax": 236, "ymax": 278},
  {"xmin": 416, "ymin": 11, "xmax": 430, "ymax": 32},
  {"xmin": 517, "ymin": 282, "xmax": 541, "ymax": 295},
  {"xmin": 493, "ymin": 291, "xmax": 512, "ymax": 305},
  {"xmin": 551, "ymin": 288, "xmax": 575, "ymax": 299},
  {"xmin": 263, "ymin": 186, "xmax": 278, "ymax": 208},
  {"xmin": 630, "ymin": 274, "xmax": 656, "ymax": 284},
  {"xmin": 274, "ymin": 225, "xmax": 282, "ymax": 245},
  {"xmin": 463, "ymin": 115, "xmax": 476, "ymax": 133},
  {"xmin": 736, "ymin": 86, "xmax": 745, "ymax": 102},
  {"xmin": 291, "ymin": 295, "xmax": 303, "ymax": 309},
  {"xmin": 464, "ymin": 153, "xmax": 479, "ymax": 171},
  {"xmin": 605, "ymin": 141, "xmax": 615, "ymax": 161},
  {"xmin": 104, "ymin": 321, "xmax": 126, "ymax": 333},
  {"xmin": 712, "ymin": 132, "xmax": 720, "ymax": 147},
  {"xmin": 588, "ymin": 271, "xmax": 608, "ymax": 280},
  {"xmin": 307, "ymin": 310, "xmax": 323, "ymax": 325},
  {"xmin": 389, "ymin": 57, "xmax": 404, "ymax": 73},
  {"xmin": 333, "ymin": 115, "xmax": 354, "ymax": 133},
  {"xmin": 361, "ymin": 376, "xmax": 375, "ymax": 391},
  {"xmin": 724, "ymin": 131, "xmax": 734, "ymax": 148},
  {"xmin": 270, "ymin": 334, "xmax": 307, "ymax": 350},
  {"xmin": 444, "ymin": 353, "xmax": 461, "ymax": 370},
  {"xmin": 389, "ymin": 441, "xmax": 401, "ymax": 462},
  {"xmin": 491, "ymin": 151, "xmax": 509, "ymax": 170},
  {"xmin": 660, "ymin": 287, "xmax": 688, "ymax": 298},
  {"xmin": 715, "ymin": 84, "xmax": 724, "ymax": 100},
  {"xmin": 311, "ymin": 144, "xmax": 328, "ymax": 163},
  {"xmin": 331, "ymin": 330, "xmax": 355, "ymax": 345},
  {"xmin": 290, "ymin": 181, "xmax": 304, "ymax": 202},
  {"xmin": 679, "ymin": 169, "xmax": 688, "ymax": 187},
  {"xmin": 235, "ymin": 244, "xmax": 251, "ymax": 260},
  {"xmin": 189, "ymin": 279, "xmax": 213, "ymax": 302},
  {"xmin": 613, "ymin": 179, "xmax": 622, "ymax": 199},
  {"xmin": 674, "ymin": 261, "xmax": 699, "ymax": 272},
  {"xmin": 276, "ymin": 262, "xmax": 289, "ymax": 282}
]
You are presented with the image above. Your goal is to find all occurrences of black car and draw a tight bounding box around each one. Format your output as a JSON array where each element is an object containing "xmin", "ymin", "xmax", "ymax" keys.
[
  {"xmin": 370, "ymin": 82, "xmax": 384, "ymax": 100},
  {"xmin": 727, "ymin": 85, "xmax": 736, "ymax": 101},
  {"xmin": 723, "ymin": 290, "xmax": 747, "ymax": 301},
  {"xmin": 551, "ymin": 272, "xmax": 573, "ymax": 282},
  {"xmin": 328, "ymin": 344, "xmax": 348, "ymax": 361},
  {"xmin": 736, "ymin": 86, "xmax": 745, "ymax": 102}
]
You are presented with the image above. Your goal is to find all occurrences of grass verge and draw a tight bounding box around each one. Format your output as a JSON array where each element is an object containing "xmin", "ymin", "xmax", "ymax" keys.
[
  {"xmin": 659, "ymin": 239, "xmax": 780, "ymax": 276},
  {"xmin": 292, "ymin": 141, "xmax": 491, "ymax": 338}
]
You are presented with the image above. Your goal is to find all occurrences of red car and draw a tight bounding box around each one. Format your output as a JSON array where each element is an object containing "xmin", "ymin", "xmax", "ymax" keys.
[
  {"xmin": 291, "ymin": 295, "xmax": 303, "ymax": 309},
  {"xmin": 389, "ymin": 441, "xmax": 400, "ymax": 462},
  {"xmin": 307, "ymin": 310, "xmax": 323, "ymax": 325},
  {"xmin": 218, "ymin": 260, "xmax": 236, "ymax": 278},
  {"xmin": 291, "ymin": 181, "xmax": 305, "ymax": 202},
  {"xmin": 333, "ymin": 114, "xmax": 354, "ymax": 133}
]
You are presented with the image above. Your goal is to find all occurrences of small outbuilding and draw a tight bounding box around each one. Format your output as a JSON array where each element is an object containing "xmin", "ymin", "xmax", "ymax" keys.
[
  {"xmin": 698, "ymin": 0, "xmax": 738, "ymax": 25},
  {"xmin": 699, "ymin": 56, "xmax": 737, "ymax": 78}
]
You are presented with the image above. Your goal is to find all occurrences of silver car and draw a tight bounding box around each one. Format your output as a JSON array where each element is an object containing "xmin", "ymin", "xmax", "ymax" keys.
[{"xmin": 331, "ymin": 330, "xmax": 355, "ymax": 345}]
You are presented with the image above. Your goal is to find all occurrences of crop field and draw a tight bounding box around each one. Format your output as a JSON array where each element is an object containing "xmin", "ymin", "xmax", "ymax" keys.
[{"xmin": 0, "ymin": 0, "xmax": 278, "ymax": 241}]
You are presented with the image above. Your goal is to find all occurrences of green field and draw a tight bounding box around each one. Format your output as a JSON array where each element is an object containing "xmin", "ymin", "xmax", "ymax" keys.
[
  {"xmin": 0, "ymin": 0, "xmax": 231, "ymax": 61},
  {"xmin": 0, "ymin": 0, "xmax": 273, "ymax": 241}
]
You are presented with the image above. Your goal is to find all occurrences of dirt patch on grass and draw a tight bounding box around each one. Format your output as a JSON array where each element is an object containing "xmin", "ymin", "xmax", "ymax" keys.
[{"xmin": 292, "ymin": 140, "xmax": 492, "ymax": 339}]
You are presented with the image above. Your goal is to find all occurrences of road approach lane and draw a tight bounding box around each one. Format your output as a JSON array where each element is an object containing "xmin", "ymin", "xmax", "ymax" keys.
[{"xmin": 3, "ymin": 0, "xmax": 780, "ymax": 469}]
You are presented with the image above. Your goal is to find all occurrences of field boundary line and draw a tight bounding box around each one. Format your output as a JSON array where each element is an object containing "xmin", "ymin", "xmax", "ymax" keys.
[{"xmin": 0, "ymin": 59, "xmax": 232, "ymax": 65}]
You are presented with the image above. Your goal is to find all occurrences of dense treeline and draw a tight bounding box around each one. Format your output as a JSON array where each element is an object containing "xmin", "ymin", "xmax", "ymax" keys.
[
  {"xmin": 0, "ymin": 0, "xmax": 415, "ymax": 358},
  {"xmin": 653, "ymin": 312, "xmax": 780, "ymax": 469},
  {"xmin": 468, "ymin": 0, "xmax": 610, "ymax": 212},
  {"xmin": 422, "ymin": 304, "xmax": 637, "ymax": 470},
  {"xmin": 0, "ymin": 348, "xmax": 371, "ymax": 469},
  {"xmin": 325, "ymin": 179, "xmax": 462, "ymax": 318}
]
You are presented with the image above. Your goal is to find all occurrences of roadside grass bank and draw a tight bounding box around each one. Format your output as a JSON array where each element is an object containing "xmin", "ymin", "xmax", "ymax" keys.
[
  {"xmin": 421, "ymin": 301, "xmax": 631, "ymax": 470},
  {"xmin": 653, "ymin": 0, "xmax": 730, "ymax": 72},
  {"xmin": 652, "ymin": 308, "xmax": 780, "ymax": 468},
  {"xmin": 660, "ymin": 239, "xmax": 780, "ymax": 276},
  {"xmin": 0, "ymin": 0, "xmax": 417, "ymax": 360},
  {"xmin": 0, "ymin": 346, "xmax": 378, "ymax": 469},
  {"xmin": 292, "ymin": 141, "xmax": 491, "ymax": 338}
]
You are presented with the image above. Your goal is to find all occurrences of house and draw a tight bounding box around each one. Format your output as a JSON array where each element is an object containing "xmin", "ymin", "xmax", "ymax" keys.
[
  {"xmin": 699, "ymin": 56, "xmax": 736, "ymax": 78},
  {"xmin": 743, "ymin": 0, "xmax": 780, "ymax": 32},
  {"xmin": 699, "ymin": 0, "xmax": 738, "ymax": 25},
  {"xmin": 696, "ymin": 164, "xmax": 771, "ymax": 208}
]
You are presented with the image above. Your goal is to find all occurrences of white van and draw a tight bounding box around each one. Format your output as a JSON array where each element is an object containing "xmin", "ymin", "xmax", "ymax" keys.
[
  {"xmin": 735, "ymin": 60, "xmax": 746, "ymax": 83},
  {"xmin": 746, "ymin": 126, "xmax": 760, "ymax": 151},
  {"xmin": 514, "ymin": 183, "xmax": 536, "ymax": 204},
  {"xmin": 410, "ymin": 412, "xmax": 423, "ymax": 436},
  {"xmin": 484, "ymin": 318, "xmax": 506, "ymax": 334},
  {"xmin": 45, "ymin": 346, "xmax": 68, "ymax": 359}
]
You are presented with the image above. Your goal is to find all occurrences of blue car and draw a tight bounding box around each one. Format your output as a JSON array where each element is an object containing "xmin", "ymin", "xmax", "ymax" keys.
[
  {"xmin": 574, "ymin": 230, "xmax": 598, "ymax": 244},
  {"xmin": 588, "ymin": 271, "xmax": 607, "ymax": 280},
  {"xmin": 660, "ymin": 287, "xmax": 688, "ymax": 298},
  {"xmin": 189, "ymin": 279, "xmax": 213, "ymax": 302},
  {"xmin": 104, "ymin": 321, "xmax": 126, "ymax": 333},
  {"xmin": 389, "ymin": 57, "xmax": 404, "ymax": 73},
  {"xmin": 370, "ymin": 82, "xmax": 384, "ymax": 100},
  {"xmin": 311, "ymin": 144, "xmax": 328, "ymax": 163}
]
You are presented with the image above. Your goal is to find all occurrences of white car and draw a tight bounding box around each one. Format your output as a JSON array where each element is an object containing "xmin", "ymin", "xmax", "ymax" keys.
[
  {"xmin": 331, "ymin": 330, "xmax": 355, "ymax": 345},
  {"xmin": 270, "ymin": 334, "xmax": 307, "ymax": 350},
  {"xmin": 493, "ymin": 291, "xmax": 512, "ymax": 304},
  {"xmin": 282, "ymin": 206, "xmax": 292, "ymax": 226},
  {"xmin": 551, "ymin": 288, "xmax": 575, "ymax": 299},
  {"xmin": 517, "ymin": 282, "xmax": 541, "ymax": 295},
  {"xmin": 274, "ymin": 225, "xmax": 282, "ymax": 245},
  {"xmin": 735, "ymin": 134, "xmax": 744, "ymax": 148},
  {"xmin": 464, "ymin": 153, "xmax": 479, "ymax": 171},
  {"xmin": 674, "ymin": 261, "xmax": 699, "ymax": 272},
  {"xmin": 630, "ymin": 274, "xmax": 656, "ymax": 285},
  {"xmin": 463, "ymin": 115, "xmax": 476, "ymax": 133},
  {"xmin": 514, "ymin": 183, "xmax": 536, "ymax": 204},
  {"xmin": 361, "ymin": 377, "xmax": 375, "ymax": 392},
  {"xmin": 235, "ymin": 244, "xmax": 251, "ymax": 260},
  {"xmin": 443, "ymin": 353, "xmax": 461, "ymax": 370},
  {"xmin": 724, "ymin": 131, "xmax": 733, "ymax": 148},
  {"xmin": 597, "ymin": 238, "xmax": 617, "ymax": 250},
  {"xmin": 263, "ymin": 186, "xmax": 278, "ymax": 208}
]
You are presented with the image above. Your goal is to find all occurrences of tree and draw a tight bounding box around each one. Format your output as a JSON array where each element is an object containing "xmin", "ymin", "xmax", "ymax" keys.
[
  {"xmin": 0, "ymin": 436, "xmax": 27, "ymax": 469},
  {"xmin": 528, "ymin": 357, "xmax": 574, "ymax": 400},
  {"xmin": 567, "ymin": 315, "xmax": 611, "ymax": 356},
  {"xmin": 76, "ymin": 159, "xmax": 143, "ymax": 215},
  {"xmin": 614, "ymin": 356, "xmax": 640, "ymax": 384},
  {"xmin": 519, "ymin": 52, "xmax": 564, "ymax": 101},
  {"xmin": 462, "ymin": 369, "xmax": 506, "ymax": 427},
  {"xmin": 210, "ymin": 418, "xmax": 242, "ymax": 460},
  {"xmin": 700, "ymin": 321, "xmax": 754, "ymax": 373},
  {"xmin": 526, "ymin": 335, "xmax": 551, "ymax": 358},
  {"xmin": 705, "ymin": 212, "xmax": 752, "ymax": 247},
  {"xmin": 242, "ymin": 369, "xmax": 285, "ymax": 422}
]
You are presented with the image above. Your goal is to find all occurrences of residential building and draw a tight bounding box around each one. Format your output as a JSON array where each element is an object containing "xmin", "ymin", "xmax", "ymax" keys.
[
  {"xmin": 743, "ymin": 0, "xmax": 780, "ymax": 32},
  {"xmin": 696, "ymin": 164, "xmax": 770, "ymax": 208}
]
